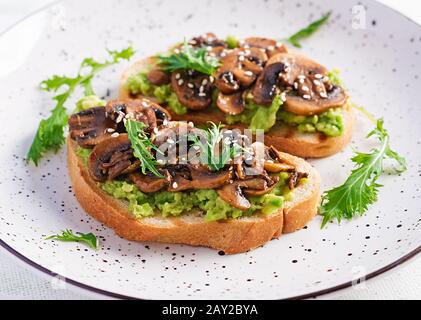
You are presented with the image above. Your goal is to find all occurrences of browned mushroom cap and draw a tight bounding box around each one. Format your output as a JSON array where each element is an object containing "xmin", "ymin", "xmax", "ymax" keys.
[
  {"xmin": 69, "ymin": 107, "xmax": 116, "ymax": 148},
  {"xmin": 128, "ymin": 172, "xmax": 169, "ymax": 193},
  {"xmin": 242, "ymin": 37, "xmax": 288, "ymax": 57},
  {"xmin": 216, "ymin": 91, "xmax": 246, "ymax": 115},
  {"xmin": 105, "ymin": 99, "xmax": 171, "ymax": 130},
  {"xmin": 88, "ymin": 134, "xmax": 137, "ymax": 182},
  {"xmin": 263, "ymin": 161, "xmax": 295, "ymax": 173},
  {"xmin": 215, "ymin": 48, "xmax": 267, "ymax": 94},
  {"xmin": 254, "ymin": 53, "xmax": 348, "ymax": 115},
  {"xmin": 252, "ymin": 61, "xmax": 287, "ymax": 105},
  {"xmin": 217, "ymin": 178, "xmax": 268, "ymax": 210},
  {"xmin": 147, "ymin": 69, "xmax": 170, "ymax": 86},
  {"xmin": 189, "ymin": 33, "xmax": 227, "ymax": 48},
  {"xmin": 170, "ymin": 70, "xmax": 213, "ymax": 110},
  {"xmin": 287, "ymin": 171, "xmax": 308, "ymax": 190},
  {"xmin": 244, "ymin": 175, "xmax": 279, "ymax": 196}
]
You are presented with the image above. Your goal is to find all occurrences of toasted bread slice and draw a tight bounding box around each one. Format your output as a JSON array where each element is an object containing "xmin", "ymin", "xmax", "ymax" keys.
[
  {"xmin": 67, "ymin": 138, "xmax": 321, "ymax": 254},
  {"xmin": 119, "ymin": 57, "xmax": 354, "ymax": 158}
]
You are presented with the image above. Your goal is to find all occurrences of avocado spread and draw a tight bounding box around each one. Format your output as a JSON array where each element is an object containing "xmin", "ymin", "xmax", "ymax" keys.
[
  {"xmin": 76, "ymin": 147, "xmax": 293, "ymax": 221},
  {"xmin": 127, "ymin": 70, "xmax": 344, "ymax": 136},
  {"xmin": 101, "ymin": 174, "xmax": 291, "ymax": 221}
]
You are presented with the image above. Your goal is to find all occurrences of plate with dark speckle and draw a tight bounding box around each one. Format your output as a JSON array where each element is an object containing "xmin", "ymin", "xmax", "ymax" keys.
[{"xmin": 0, "ymin": 0, "xmax": 420, "ymax": 299}]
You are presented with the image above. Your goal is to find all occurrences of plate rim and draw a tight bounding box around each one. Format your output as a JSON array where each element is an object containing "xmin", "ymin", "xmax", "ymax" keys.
[{"xmin": 0, "ymin": 0, "xmax": 420, "ymax": 300}]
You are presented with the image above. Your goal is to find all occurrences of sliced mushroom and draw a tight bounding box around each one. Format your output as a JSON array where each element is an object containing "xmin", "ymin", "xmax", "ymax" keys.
[
  {"xmin": 69, "ymin": 107, "xmax": 116, "ymax": 147},
  {"xmin": 254, "ymin": 53, "xmax": 348, "ymax": 114},
  {"xmin": 244, "ymin": 175, "xmax": 279, "ymax": 196},
  {"xmin": 287, "ymin": 171, "xmax": 308, "ymax": 190},
  {"xmin": 216, "ymin": 91, "xmax": 245, "ymax": 115},
  {"xmin": 215, "ymin": 48, "xmax": 266, "ymax": 94},
  {"xmin": 170, "ymin": 71, "xmax": 213, "ymax": 110},
  {"xmin": 147, "ymin": 69, "xmax": 170, "ymax": 86},
  {"xmin": 242, "ymin": 37, "xmax": 288, "ymax": 57},
  {"xmin": 88, "ymin": 134, "xmax": 136, "ymax": 182},
  {"xmin": 128, "ymin": 172, "xmax": 169, "ymax": 193},
  {"xmin": 190, "ymin": 165, "xmax": 232, "ymax": 189},
  {"xmin": 252, "ymin": 62, "xmax": 286, "ymax": 105},
  {"xmin": 217, "ymin": 178, "xmax": 268, "ymax": 210},
  {"xmin": 263, "ymin": 161, "xmax": 295, "ymax": 173},
  {"xmin": 105, "ymin": 99, "xmax": 170, "ymax": 130}
]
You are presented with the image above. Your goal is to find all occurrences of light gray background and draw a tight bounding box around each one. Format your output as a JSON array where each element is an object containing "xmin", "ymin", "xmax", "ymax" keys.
[{"xmin": 0, "ymin": 0, "xmax": 419, "ymax": 300}]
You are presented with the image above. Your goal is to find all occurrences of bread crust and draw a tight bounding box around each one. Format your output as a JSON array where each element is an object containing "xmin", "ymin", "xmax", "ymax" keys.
[
  {"xmin": 119, "ymin": 57, "xmax": 354, "ymax": 158},
  {"xmin": 67, "ymin": 138, "xmax": 320, "ymax": 254}
]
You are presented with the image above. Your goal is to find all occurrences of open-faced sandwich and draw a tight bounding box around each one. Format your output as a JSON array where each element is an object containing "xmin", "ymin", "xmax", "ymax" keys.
[
  {"xmin": 120, "ymin": 33, "xmax": 354, "ymax": 158},
  {"xmin": 67, "ymin": 98, "xmax": 320, "ymax": 253}
]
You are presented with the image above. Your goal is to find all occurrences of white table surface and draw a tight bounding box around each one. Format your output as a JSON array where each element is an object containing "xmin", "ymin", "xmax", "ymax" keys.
[{"xmin": 0, "ymin": 0, "xmax": 420, "ymax": 300}]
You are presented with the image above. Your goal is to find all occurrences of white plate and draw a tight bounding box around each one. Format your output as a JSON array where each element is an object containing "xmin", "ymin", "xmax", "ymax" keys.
[{"xmin": 0, "ymin": 0, "xmax": 420, "ymax": 300}]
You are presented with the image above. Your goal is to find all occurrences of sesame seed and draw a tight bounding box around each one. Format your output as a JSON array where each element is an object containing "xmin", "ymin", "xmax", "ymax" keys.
[
  {"xmin": 238, "ymin": 55, "xmax": 245, "ymax": 61},
  {"xmin": 209, "ymin": 76, "xmax": 215, "ymax": 83},
  {"xmin": 116, "ymin": 114, "xmax": 124, "ymax": 123},
  {"xmin": 301, "ymin": 85, "xmax": 310, "ymax": 92},
  {"xmin": 153, "ymin": 127, "xmax": 159, "ymax": 134},
  {"xmin": 322, "ymin": 76, "xmax": 329, "ymax": 82},
  {"xmin": 303, "ymin": 94, "xmax": 311, "ymax": 100},
  {"xmin": 299, "ymin": 78, "xmax": 305, "ymax": 84},
  {"xmin": 198, "ymin": 92, "xmax": 207, "ymax": 97},
  {"xmin": 313, "ymin": 79, "xmax": 321, "ymax": 86},
  {"xmin": 298, "ymin": 74, "xmax": 306, "ymax": 79},
  {"xmin": 174, "ymin": 48, "xmax": 180, "ymax": 54},
  {"xmin": 188, "ymin": 121, "xmax": 194, "ymax": 127},
  {"xmin": 320, "ymin": 92, "xmax": 328, "ymax": 98},
  {"xmin": 267, "ymin": 45, "xmax": 275, "ymax": 51},
  {"xmin": 172, "ymin": 182, "xmax": 178, "ymax": 188},
  {"xmin": 276, "ymin": 42, "xmax": 283, "ymax": 48},
  {"xmin": 163, "ymin": 119, "xmax": 169, "ymax": 126},
  {"xmin": 280, "ymin": 92, "xmax": 287, "ymax": 102},
  {"xmin": 314, "ymin": 74, "xmax": 323, "ymax": 79},
  {"xmin": 167, "ymin": 138, "xmax": 175, "ymax": 144},
  {"xmin": 187, "ymin": 83, "xmax": 194, "ymax": 88},
  {"xmin": 201, "ymin": 79, "xmax": 208, "ymax": 86},
  {"xmin": 175, "ymin": 73, "xmax": 181, "ymax": 79},
  {"xmin": 106, "ymin": 128, "xmax": 115, "ymax": 133},
  {"xmin": 111, "ymin": 132, "xmax": 120, "ymax": 138},
  {"xmin": 157, "ymin": 159, "xmax": 165, "ymax": 165},
  {"xmin": 266, "ymin": 159, "xmax": 274, "ymax": 163},
  {"xmin": 244, "ymin": 71, "xmax": 253, "ymax": 76},
  {"xmin": 293, "ymin": 82, "xmax": 298, "ymax": 89},
  {"xmin": 199, "ymin": 85, "xmax": 205, "ymax": 92},
  {"xmin": 178, "ymin": 79, "xmax": 184, "ymax": 86},
  {"xmin": 244, "ymin": 49, "xmax": 251, "ymax": 55}
]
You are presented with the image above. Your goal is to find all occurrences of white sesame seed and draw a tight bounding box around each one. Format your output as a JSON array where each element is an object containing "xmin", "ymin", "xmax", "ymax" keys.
[
  {"xmin": 175, "ymin": 73, "xmax": 181, "ymax": 79},
  {"xmin": 157, "ymin": 159, "xmax": 165, "ymax": 165},
  {"xmin": 259, "ymin": 48, "xmax": 266, "ymax": 53},
  {"xmin": 187, "ymin": 83, "xmax": 194, "ymax": 88},
  {"xmin": 280, "ymin": 92, "xmax": 287, "ymax": 102},
  {"xmin": 314, "ymin": 74, "xmax": 323, "ymax": 79},
  {"xmin": 167, "ymin": 138, "xmax": 175, "ymax": 144},
  {"xmin": 178, "ymin": 79, "xmax": 184, "ymax": 86},
  {"xmin": 313, "ymin": 79, "xmax": 321, "ymax": 86},
  {"xmin": 293, "ymin": 82, "xmax": 298, "ymax": 89},
  {"xmin": 163, "ymin": 119, "xmax": 169, "ymax": 126},
  {"xmin": 111, "ymin": 132, "xmax": 120, "ymax": 138},
  {"xmin": 238, "ymin": 55, "xmax": 245, "ymax": 61},
  {"xmin": 266, "ymin": 159, "xmax": 274, "ymax": 163},
  {"xmin": 193, "ymin": 145, "xmax": 200, "ymax": 150},
  {"xmin": 299, "ymin": 78, "xmax": 305, "ymax": 84},
  {"xmin": 188, "ymin": 121, "xmax": 194, "ymax": 127},
  {"xmin": 322, "ymin": 76, "xmax": 329, "ymax": 82},
  {"xmin": 198, "ymin": 92, "xmax": 207, "ymax": 97},
  {"xmin": 298, "ymin": 74, "xmax": 306, "ymax": 79},
  {"xmin": 201, "ymin": 79, "xmax": 208, "ymax": 86},
  {"xmin": 172, "ymin": 182, "xmax": 178, "ymax": 188},
  {"xmin": 244, "ymin": 49, "xmax": 251, "ymax": 55},
  {"xmin": 106, "ymin": 128, "xmax": 115, "ymax": 133},
  {"xmin": 276, "ymin": 42, "xmax": 283, "ymax": 48},
  {"xmin": 174, "ymin": 48, "xmax": 180, "ymax": 54},
  {"xmin": 303, "ymin": 94, "xmax": 311, "ymax": 100},
  {"xmin": 116, "ymin": 114, "xmax": 124, "ymax": 123},
  {"xmin": 153, "ymin": 127, "xmax": 159, "ymax": 134},
  {"xmin": 244, "ymin": 71, "xmax": 253, "ymax": 76},
  {"xmin": 209, "ymin": 76, "xmax": 215, "ymax": 83},
  {"xmin": 199, "ymin": 85, "xmax": 205, "ymax": 92},
  {"xmin": 267, "ymin": 45, "xmax": 275, "ymax": 51},
  {"xmin": 301, "ymin": 85, "xmax": 310, "ymax": 92},
  {"xmin": 320, "ymin": 92, "xmax": 328, "ymax": 98}
]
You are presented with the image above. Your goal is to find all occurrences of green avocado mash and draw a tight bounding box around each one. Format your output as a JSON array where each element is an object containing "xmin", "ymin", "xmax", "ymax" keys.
[
  {"xmin": 75, "ymin": 95, "xmax": 106, "ymax": 112},
  {"xmin": 126, "ymin": 72, "xmax": 188, "ymax": 115},
  {"xmin": 100, "ymin": 171, "xmax": 292, "ymax": 221},
  {"xmin": 225, "ymin": 35, "xmax": 239, "ymax": 49}
]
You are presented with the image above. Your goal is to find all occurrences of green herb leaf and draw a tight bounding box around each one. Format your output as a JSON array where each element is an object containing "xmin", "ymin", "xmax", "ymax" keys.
[
  {"xmin": 190, "ymin": 123, "xmax": 240, "ymax": 171},
  {"xmin": 157, "ymin": 41, "xmax": 219, "ymax": 75},
  {"xmin": 287, "ymin": 12, "xmax": 331, "ymax": 48},
  {"xmin": 46, "ymin": 229, "xmax": 98, "ymax": 249},
  {"xmin": 320, "ymin": 119, "xmax": 407, "ymax": 227},
  {"xmin": 125, "ymin": 119, "xmax": 164, "ymax": 178},
  {"xmin": 27, "ymin": 45, "xmax": 135, "ymax": 165}
]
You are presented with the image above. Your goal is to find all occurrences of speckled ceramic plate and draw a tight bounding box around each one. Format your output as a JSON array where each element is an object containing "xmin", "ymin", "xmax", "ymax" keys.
[{"xmin": 0, "ymin": 0, "xmax": 420, "ymax": 300}]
